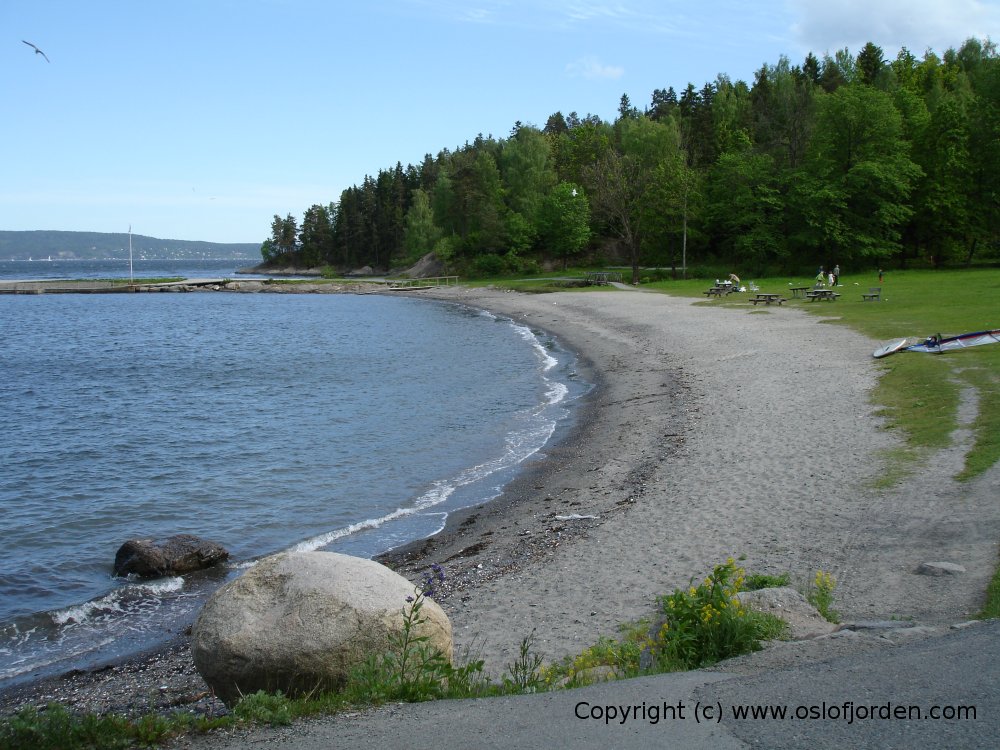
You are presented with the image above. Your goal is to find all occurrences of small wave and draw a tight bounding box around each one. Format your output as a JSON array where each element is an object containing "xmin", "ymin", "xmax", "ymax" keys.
[
  {"xmin": 287, "ymin": 317, "xmax": 573, "ymax": 555},
  {"xmin": 50, "ymin": 577, "xmax": 184, "ymax": 626},
  {"xmin": 0, "ymin": 637, "xmax": 118, "ymax": 682},
  {"xmin": 510, "ymin": 322, "xmax": 567, "ymax": 408}
]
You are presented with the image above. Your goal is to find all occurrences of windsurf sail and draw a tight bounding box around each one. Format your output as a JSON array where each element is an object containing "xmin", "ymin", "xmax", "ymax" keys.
[{"xmin": 873, "ymin": 329, "xmax": 1000, "ymax": 358}]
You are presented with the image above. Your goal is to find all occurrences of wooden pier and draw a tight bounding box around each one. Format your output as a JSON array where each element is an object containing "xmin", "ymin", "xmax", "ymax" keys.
[
  {"xmin": 0, "ymin": 279, "xmax": 228, "ymax": 295},
  {"xmin": 385, "ymin": 276, "xmax": 460, "ymax": 291}
]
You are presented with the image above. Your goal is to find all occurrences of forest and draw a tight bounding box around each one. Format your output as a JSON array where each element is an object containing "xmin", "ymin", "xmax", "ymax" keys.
[{"xmin": 260, "ymin": 38, "xmax": 999, "ymax": 283}]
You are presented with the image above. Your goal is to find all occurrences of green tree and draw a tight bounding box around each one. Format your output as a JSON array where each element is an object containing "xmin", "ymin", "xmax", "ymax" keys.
[
  {"xmin": 962, "ymin": 42, "xmax": 1000, "ymax": 264},
  {"xmin": 856, "ymin": 42, "xmax": 887, "ymax": 86},
  {"xmin": 299, "ymin": 203, "xmax": 334, "ymax": 268},
  {"xmin": 750, "ymin": 57, "xmax": 817, "ymax": 169},
  {"xmin": 500, "ymin": 126, "xmax": 557, "ymax": 222},
  {"xmin": 403, "ymin": 188, "xmax": 441, "ymax": 264},
  {"xmin": 617, "ymin": 93, "xmax": 640, "ymax": 121},
  {"xmin": 912, "ymin": 95, "xmax": 972, "ymax": 264},
  {"xmin": 711, "ymin": 74, "xmax": 752, "ymax": 156},
  {"xmin": 554, "ymin": 118, "xmax": 614, "ymax": 185},
  {"xmin": 792, "ymin": 85, "xmax": 922, "ymax": 266},
  {"xmin": 706, "ymin": 149, "xmax": 785, "ymax": 271},
  {"xmin": 618, "ymin": 116, "xmax": 691, "ymax": 272},
  {"xmin": 269, "ymin": 213, "xmax": 298, "ymax": 258},
  {"xmin": 259, "ymin": 238, "xmax": 278, "ymax": 263},
  {"xmin": 538, "ymin": 182, "xmax": 591, "ymax": 269}
]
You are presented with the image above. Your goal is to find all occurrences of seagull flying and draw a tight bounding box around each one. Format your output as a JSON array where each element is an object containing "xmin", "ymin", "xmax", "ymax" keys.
[{"xmin": 22, "ymin": 40, "xmax": 50, "ymax": 62}]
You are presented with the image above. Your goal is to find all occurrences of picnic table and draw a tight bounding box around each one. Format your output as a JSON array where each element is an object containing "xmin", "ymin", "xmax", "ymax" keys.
[
  {"xmin": 789, "ymin": 286, "xmax": 810, "ymax": 299},
  {"xmin": 805, "ymin": 289, "xmax": 840, "ymax": 302},
  {"xmin": 749, "ymin": 293, "xmax": 786, "ymax": 306},
  {"xmin": 704, "ymin": 285, "xmax": 732, "ymax": 297},
  {"xmin": 586, "ymin": 271, "xmax": 623, "ymax": 285},
  {"xmin": 704, "ymin": 281, "xmax": 740, "ymax": 298}
]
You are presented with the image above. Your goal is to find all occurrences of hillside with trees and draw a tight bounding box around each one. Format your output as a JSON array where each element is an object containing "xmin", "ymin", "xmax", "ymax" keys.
[
  {"xmin": 0, "ymin": 231, "xmax": 260, "ymax": 261},
  {"xmin": 260, "ymin": 38, "xmax": 999, "ymax": 282}
]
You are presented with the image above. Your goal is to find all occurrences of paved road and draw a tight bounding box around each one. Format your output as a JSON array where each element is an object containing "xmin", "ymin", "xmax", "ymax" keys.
[{"xmin": 174, "ymin": 621, "xmax": 998, "ymax": 749}]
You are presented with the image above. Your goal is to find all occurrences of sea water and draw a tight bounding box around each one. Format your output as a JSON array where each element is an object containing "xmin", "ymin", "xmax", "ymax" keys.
[{"xmin": 0, "ymin": 283, "xmax": 587, "ymax": 684}]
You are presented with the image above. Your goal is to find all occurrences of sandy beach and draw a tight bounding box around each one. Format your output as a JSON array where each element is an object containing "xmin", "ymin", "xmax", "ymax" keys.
[
  {"xmin": 387, "ymin": 286, "xmax": 1000, "ymax": 674},
  {"xmin": 3, "ymin": 284, "xmax": 999, "ymax": 721}
]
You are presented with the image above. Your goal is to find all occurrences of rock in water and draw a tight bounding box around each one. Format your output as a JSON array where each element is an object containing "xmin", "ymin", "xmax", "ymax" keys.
[
  {"xmin": 190, "ymin": 551, "xmax": 452, "ymax": 705},
  {"xmin": 113, "ymin": 534, "xmax": 229, "ymax": 578}
]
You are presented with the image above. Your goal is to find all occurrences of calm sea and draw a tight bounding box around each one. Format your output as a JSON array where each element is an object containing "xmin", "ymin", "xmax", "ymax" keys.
[{"xmin": 0, "ymin": 260, "xmax": 588, "ymax": 684}]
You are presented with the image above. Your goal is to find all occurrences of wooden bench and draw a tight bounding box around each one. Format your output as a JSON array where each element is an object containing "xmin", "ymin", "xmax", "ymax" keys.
[
  {"xmin": 704, "ymin": 287, "xmax": 727, "ymax": 297},
  {"xmin": 749, "ymin": 294, "xmax": 786, "ymax": 305},
  {"xmin": 862, "ymin": 287, "xmax": 881, "ymax": 301}
]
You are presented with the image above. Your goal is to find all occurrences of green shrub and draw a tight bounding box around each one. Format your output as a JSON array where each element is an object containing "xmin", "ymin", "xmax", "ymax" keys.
[
  {"xmin": 501, "ymin": 631, "xmax": 546, "ymax": 694},
  {"xmin": 806, "ymin": 570, "xmax": 840, "ymax": 623},
  {"xmin": 471, "ymin": 253, "xmax": 506, "ymax": 277},
  {"xmin": 541, "ymin": 629, "xmax": 645, "ymax": 688},
  {"xmin": 346, "ymin": 565, "xmax": 489, "ymax": 704},
  {"xmin": 233, "ymin": 691, "xmax": 293, "ymax": 726},
  {"xmin": 744, "ymin": 572, "xmax": 791, "ymax": 590},
  {"xmin": 1, "ymin": 704, "xmax": 132, "ymax": 750},
  {"xmin": 647, "ymin": 559, "xmax": 787, "ymax": 670}
]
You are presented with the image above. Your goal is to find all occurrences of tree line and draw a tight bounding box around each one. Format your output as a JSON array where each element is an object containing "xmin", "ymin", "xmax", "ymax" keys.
[{"xmin": 261, "ymin": 38, "xmax": 999, "ymax": 282}]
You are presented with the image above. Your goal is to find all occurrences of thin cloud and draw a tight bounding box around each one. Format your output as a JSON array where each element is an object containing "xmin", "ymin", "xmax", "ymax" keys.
[
  {"xmin": 566, "ymin": 55, "xmax": 625, "ymax": 79},
  {"xmin": 400, "ymin": 0, "xmax": 682, "ymax": 33},
  {"xmin": 788, "ymin": 0, "xmax": 999, "ymax": 56}
]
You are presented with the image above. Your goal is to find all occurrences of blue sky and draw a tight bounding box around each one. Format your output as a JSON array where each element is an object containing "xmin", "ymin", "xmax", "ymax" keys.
[{"xmin": 4, "ymin": 1, "xmax": 998, "ymax": 244}]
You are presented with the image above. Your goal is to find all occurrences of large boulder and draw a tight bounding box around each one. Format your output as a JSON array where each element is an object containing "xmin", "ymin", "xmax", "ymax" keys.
[
  {"xmin": 737, "ymin": 586, "xmax": 839, "ymax": 639},
  {"xmin": 114, "ymin": 534, "xmax": 229, "ymax": 578},
  {"xmin": 191, "ymin": 551, "xmax": 452, "ymax": 705},
  {"xmin": 404, "ymin": 252, "xmax": 444, "ymax": 278}
]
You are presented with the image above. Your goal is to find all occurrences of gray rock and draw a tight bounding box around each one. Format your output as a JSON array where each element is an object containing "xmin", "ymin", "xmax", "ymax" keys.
[
  {"xmin": 737, "ymin": 586, "xmax": 839, "ymax": 639},
  {"xmin": 113, "ymin": 534, "xmax": 229, "ymax": 578},
  {"xmin": 191, "ymin": 551, "xmax": 452, "ymax": 705},
  {"xmin": 841, "ymin": 620, "xmax": 917, "ymax": 630},
  {"xmin": 917, "ymin": 561, "xmax": 967, "ymax": 576}
]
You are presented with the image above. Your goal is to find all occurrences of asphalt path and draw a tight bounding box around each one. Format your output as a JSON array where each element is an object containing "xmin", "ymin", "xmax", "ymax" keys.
[{"xmin": 174, "ymin": 620, "xmax": 998, "ymax": 750}]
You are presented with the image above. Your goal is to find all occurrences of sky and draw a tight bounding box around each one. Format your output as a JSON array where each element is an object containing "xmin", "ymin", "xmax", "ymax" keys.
[{"xmin": 3, "ymin": 1, "xmax": 998, "ymax": 244}]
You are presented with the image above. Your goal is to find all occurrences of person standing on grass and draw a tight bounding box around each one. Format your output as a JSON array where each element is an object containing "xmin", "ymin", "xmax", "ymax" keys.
[
  {"xmin": 815, "ymin": 267, "xmax": 826, "ymax": 286},
  {"xmin": 832, "ymin": 264, "xmax": 840, "ymax": 286}
]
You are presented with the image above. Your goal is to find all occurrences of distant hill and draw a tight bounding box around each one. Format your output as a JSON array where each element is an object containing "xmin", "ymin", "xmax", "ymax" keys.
[{"xmin": 0, "ymin": 230, "xmax": 261, "ymax": 261}]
